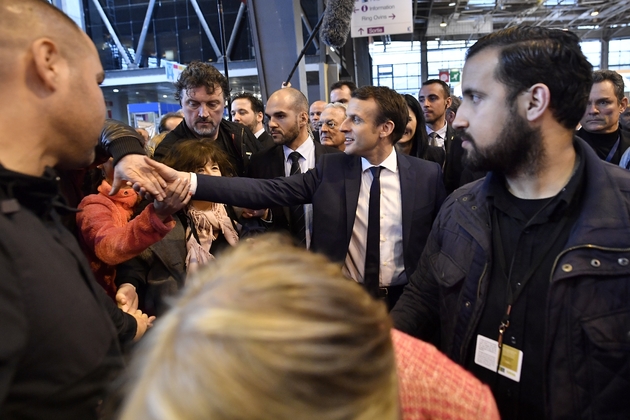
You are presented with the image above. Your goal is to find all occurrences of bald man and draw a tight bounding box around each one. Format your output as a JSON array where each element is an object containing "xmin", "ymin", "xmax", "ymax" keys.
[
  {"xmin": 247, "ymin": 88, "xmax": 340, "ymax": 247},
  {"xmin": 0, "ymin": 1, "xmax": 157, "ymax": 417}
]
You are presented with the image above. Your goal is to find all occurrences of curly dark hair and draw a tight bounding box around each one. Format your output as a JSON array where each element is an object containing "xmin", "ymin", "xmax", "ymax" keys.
[
  {"xmin": 467, "ymin": 26, "xmax": 592, "ymax": 130},
  {"xmin": 174, "ymin": 61, "xmax": 229, "ymax": 103},
  {"xmin": 161, "ymin": 139, "xmax": 235, "ymax": 177}
]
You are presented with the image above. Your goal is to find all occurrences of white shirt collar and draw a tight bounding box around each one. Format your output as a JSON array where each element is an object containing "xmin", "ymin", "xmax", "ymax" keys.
[
  {"xmin": 254, "ymin": 128, "xmax": 265, "ymax": 138},
  {"xmin": 283, "ymin": 135, "xmax": 315, "ymax": 161},
  {"xmin": 426, "ymin": 121, "xmax": 448, "ymax": 139},
  {"xmin": 361, "ymin": 147, "xmax": 398, "ymax": 173}
]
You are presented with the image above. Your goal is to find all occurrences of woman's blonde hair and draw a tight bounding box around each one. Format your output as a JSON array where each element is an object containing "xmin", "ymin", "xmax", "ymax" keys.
[{"xmin": 118, "ymin": 234, "xmax": 398, "ymax": 420}]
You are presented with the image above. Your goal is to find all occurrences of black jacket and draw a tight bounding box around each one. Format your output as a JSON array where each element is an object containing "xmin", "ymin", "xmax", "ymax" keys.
[
  {"xmin": 0, "ymin": 167, "xmax": 134, "ymax": 419},
  {"xmin": 154, "ymin": 118, "xmax": 266, "ymax": 176},
  {"xmin": 392, "ymin": 138, "xmax": 630, "ymax": 419}
]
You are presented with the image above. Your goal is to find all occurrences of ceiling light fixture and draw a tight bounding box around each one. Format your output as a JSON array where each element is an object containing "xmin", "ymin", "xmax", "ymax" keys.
[
  {"xmin": 162, "ymin": 95, "xmax": 168, "ymax": 98},
  {"xmin": 440, "ymin": 17, "xmax": 447, "ymax": 28},
  {"xmin": 112, "ymin": 89, "xmax": 119, "ymax": 93},
  {"xmin": 590, "ymin": 10, "xmax": 599, "ymax": 16},
  {"xmin": 448, "ymin": 2, "xmax": 455, "ymax": 6}
]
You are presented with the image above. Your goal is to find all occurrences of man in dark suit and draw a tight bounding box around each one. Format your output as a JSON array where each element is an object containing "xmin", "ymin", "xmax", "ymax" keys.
[
  {"xmin": 419, "ymin": 79, "xmax": 466, "ymax": 193},
  {"xmin": 245, "ymin": 88, "xmax": 339, "ymax": 247},
  {"xmin": 231, "ymin": 92, "xmax": 274, "ymax": 148},
  {"xmin": 147, "ymin": 86, "xmax": 446, "ymax": 309}
]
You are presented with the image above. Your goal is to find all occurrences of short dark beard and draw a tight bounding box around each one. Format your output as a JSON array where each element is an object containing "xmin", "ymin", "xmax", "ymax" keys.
[{"xmin": 463, "ymin": 105, "xmax": 545, "ymax": 178}]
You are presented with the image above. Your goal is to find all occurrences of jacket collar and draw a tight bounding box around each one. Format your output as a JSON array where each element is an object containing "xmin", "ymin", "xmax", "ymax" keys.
[
  {"xmin": 0, "ymin": 166, "xmax": 74, "ymax": 217},
  {"xmin": 452, "ymin": 137, "xmax": 630, "ymax": 249}
]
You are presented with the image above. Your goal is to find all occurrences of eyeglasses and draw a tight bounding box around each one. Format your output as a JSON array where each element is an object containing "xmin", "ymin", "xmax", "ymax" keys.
[{"xmin": 321, "ymin": 120, "xmax": 339, "ymax": 130}]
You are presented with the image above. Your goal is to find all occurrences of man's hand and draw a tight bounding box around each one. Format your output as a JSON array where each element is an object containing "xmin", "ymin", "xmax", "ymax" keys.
[
  {"xmin": 131, "ymin": 309, "xmax": 156, "ymax": 341},
  {"xmin": 116, "ymin": 283, "xmax": 139, "ymax": 313},
  {"xmin": 153, "ymin": 177, "xmax": 192, "ymax": 220},
  {"xmin": 141, "ymin": 157, "xmax": 189, "ymax": 186},
  {"xmin": 111, "ymin": 154, "xmax": 167, "ymax": 200}
]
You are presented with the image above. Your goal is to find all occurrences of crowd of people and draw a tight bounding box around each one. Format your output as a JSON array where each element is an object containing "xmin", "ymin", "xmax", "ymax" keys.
[{"xmin": 1, "ymin": 0, "xmax": 630, "ymax": 419}]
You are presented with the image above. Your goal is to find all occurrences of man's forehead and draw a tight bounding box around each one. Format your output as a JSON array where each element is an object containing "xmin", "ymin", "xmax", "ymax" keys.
[
  {"xmin": 348, "ymin": 97, "xmax": 376, "ymax": 114},
  {"xmin": 232, "ymin": 98, "xmax": 252, "ymax": 110},
  {"xmin": 321, "ymin": 107, "xmax": 345, "ymax": 120},
  {"xmin": 419, "ymin": 84, "xmax": 445, "ymax": 98},
  {"xmin": 590, "ymin": 80, "xmax": 617, "ymax": 97},
  {"xmin": 183, "ymin": 84, "xmax": 224, "ymax": 99}
]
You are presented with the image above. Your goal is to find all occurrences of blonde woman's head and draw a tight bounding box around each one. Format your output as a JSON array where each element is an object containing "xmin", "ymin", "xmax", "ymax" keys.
[{"xmin": 119, "ymin": 235, "xmax": 398, "ymax": 420}]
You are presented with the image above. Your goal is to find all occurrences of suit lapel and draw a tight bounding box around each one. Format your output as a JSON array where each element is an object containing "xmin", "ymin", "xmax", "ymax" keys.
[
  {"xmin": 445, "ymin": 124, "xmax": 453, "ymax": 154},
  {"xmin": 345, "ymin": 156, "xmax": 362, "ymax": 244},
  {"xmin": 398, "ymin": 154, "xmax": 414, "ymax": 256},
  {"xmin": 314, "ymin": 139, "xmax": 324, "ymax": 162},
  {"xmin": 273, "ymin": 145, "xmax": 286, "ymax": 178}
]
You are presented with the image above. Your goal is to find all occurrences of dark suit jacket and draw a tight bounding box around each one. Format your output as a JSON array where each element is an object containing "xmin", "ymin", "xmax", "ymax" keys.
[
  {"xmin": 443, "ymin": 124, "xmax": 465, "ymax": 194},
  {"xmin": 195, "ymin": 152, "xmax": 446, "ymax": 279},
  {"xmin": 256, "ymin": 130, "xmax": 274, "ymax": 150},
  {"xmin": 247, "ymin": 139, "xmax": 340, "ymax": 235}
]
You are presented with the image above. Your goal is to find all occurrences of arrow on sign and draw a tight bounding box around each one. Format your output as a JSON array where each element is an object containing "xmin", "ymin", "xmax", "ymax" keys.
[
  {"xmin": 359, "ymin": 28, "xmax": 364, "ymax": 34},
  {"xmin": 389, "ymin": 14, "xmax": 396, "ymax": 19}
]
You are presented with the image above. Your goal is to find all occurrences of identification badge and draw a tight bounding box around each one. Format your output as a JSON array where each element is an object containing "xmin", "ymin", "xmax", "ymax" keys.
[{"xmin": 474, "ymin": 334, "xmax": 523, "ymax": 382}]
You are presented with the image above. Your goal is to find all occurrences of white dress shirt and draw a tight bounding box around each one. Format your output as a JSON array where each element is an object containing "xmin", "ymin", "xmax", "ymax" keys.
[
  {"xmin": 283, "ymin": 137, "xmax": 315, "ymax": 249},
  {"xmin": 343, "ymin": 148, "xmax": 406, "ymax": 287},
  {"xmin": 426, "ymin": 121, "xmax": 448, "ymax": 149}
]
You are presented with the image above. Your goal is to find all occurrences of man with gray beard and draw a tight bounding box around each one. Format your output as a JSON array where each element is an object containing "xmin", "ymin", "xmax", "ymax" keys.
[{"xmin": 392, "ymin": 26, "xmax": 630, "ymax": 420}]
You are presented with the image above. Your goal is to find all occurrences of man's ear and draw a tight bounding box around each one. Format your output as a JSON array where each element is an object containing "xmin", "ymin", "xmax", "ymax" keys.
[
  {"xmin": 620, "ymin": 96, "xmax": 628, "ymax": 113},
  {"xmin": 299, "ymin": 111, "xmax": 309, "ymax": 127},
  {"xmin": 445, "ymin": 95, "xmax": 453, "ymax": 109},
  {"xmin": 380, "ymin": 120, "xmax": 395, "ymax": 139},
  {"xmin": 30, "ymin": 38, "xmax": 64, "ymax": 93},
  {"xmin": 256, "ymin": 111, "xmax": 263, "ymax": 124},
  {"xmin": 523, "ymin": 83, "xmax": 550, "ymax": 122}
]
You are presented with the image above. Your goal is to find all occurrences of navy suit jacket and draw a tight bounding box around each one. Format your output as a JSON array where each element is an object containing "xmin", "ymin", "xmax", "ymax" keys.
[
  {"xmin": 247, "ymin": 139, "xmax": 340, "ymax": 234},
  {"xmin": 195, "ymin": 151, "xmax": 446, "ymax": 278}
]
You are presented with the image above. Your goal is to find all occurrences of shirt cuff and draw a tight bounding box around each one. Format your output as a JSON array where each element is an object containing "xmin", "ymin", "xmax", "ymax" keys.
[{"xmin": 190, "ymin": 172, "xmax": 197, "ymax": 195}]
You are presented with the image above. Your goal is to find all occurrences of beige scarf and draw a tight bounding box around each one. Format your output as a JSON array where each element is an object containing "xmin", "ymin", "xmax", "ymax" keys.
[{"xmin": 185, "ymin": 203, "xmax": 239, "ymax": 273}]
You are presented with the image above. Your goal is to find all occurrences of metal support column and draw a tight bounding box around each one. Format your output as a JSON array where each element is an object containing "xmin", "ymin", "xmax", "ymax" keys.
[
  {"xmin": 421, "ymin": 37, "xmax": 429, "ymax": 83},
  {"xmin": 91, "ymin": 0, "xmax": 135, "ymax": 68},
  {"xmin": 135, "ymin": 0, "xmax": 157, "ymax": 67},
  {"xmin": 189, "ymin": 0, "xmax": 223, "ymax": 59},
  {"xmin": 600, "ymin": 37, "xmax": 609, "ymax": 70},
  {"xmin": 353, "ymin": 37, "xmax": 372, "ymax": 88},
  {"xmin": 226, "ymin": 2, "xmax": 246, "ymax": 59},
  {"xmin": 246, "ymin": 0, "xmax": 307, "ymax": 102}
]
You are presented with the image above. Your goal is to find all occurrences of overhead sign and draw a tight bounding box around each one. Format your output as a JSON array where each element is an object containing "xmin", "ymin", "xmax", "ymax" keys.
[
  {"xmin": 439, "ymin": 70, "xmax": 450, "ymax": 83},
  {"xmin": 450, "ymin": 69, "xmax": 461, "ymax": 83},
  {"xmin": 351, "ymin": 0, "xmax": 413, "ymax": 38},
  {"xmin": 164, "ymin": 61, "xmax": 187, "ymax": 83}
]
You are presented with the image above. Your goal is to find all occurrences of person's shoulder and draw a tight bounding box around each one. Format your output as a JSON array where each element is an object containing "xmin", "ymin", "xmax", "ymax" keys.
[
  {"xmin": 250, "ymin": 143, "xmax": 282, "ymax": 161},
  {"xmin": 221, "ymin": 118, "xmax": 254, "ymax": 137},
  {"xmin": 392, "ymin": 329, "xmax": 500, "ymax": 420},
  {"xmin": 314, "ymin": 141, "xmax": 343, "ymax": 155}
]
